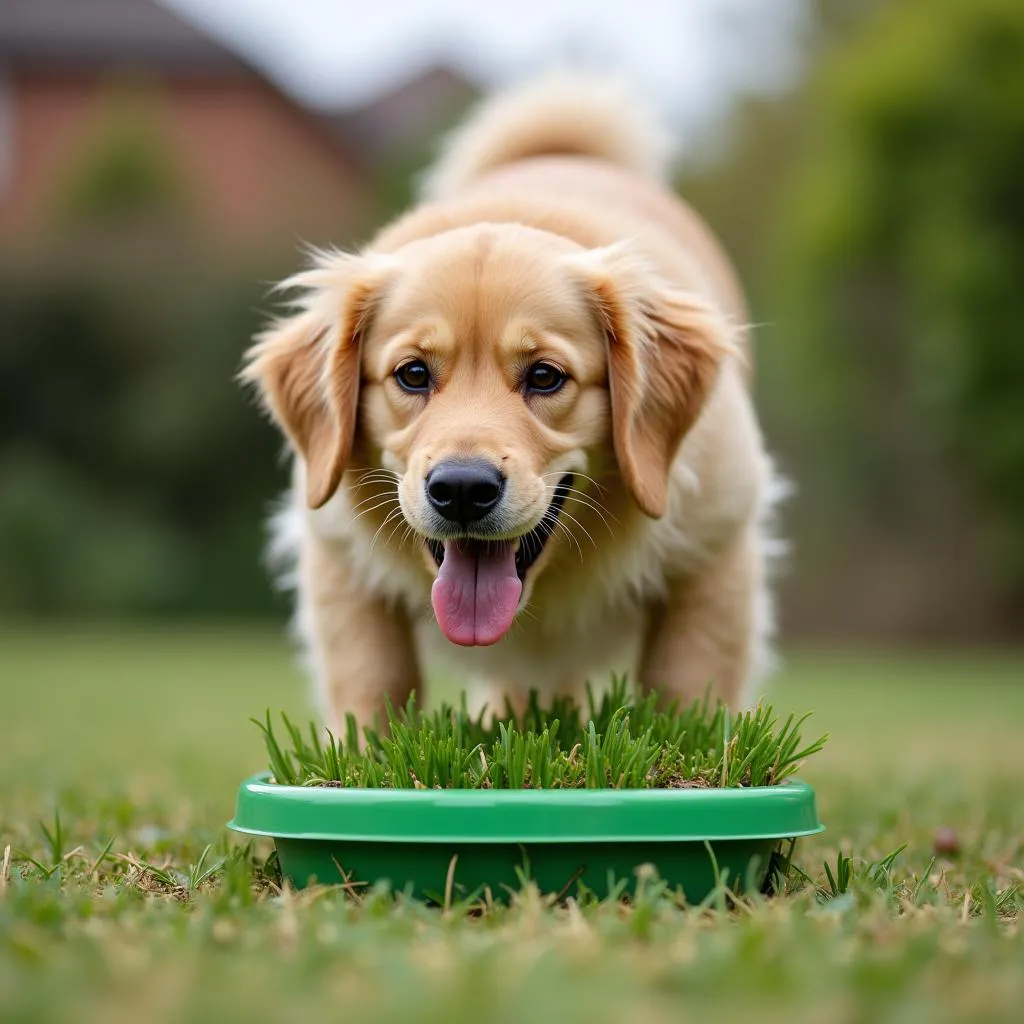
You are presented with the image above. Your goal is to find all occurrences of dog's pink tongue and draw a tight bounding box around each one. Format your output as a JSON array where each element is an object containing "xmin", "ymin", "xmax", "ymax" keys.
[{"xmin": 431, "ymin": 540, "xmax": 522, "ymax": 646}]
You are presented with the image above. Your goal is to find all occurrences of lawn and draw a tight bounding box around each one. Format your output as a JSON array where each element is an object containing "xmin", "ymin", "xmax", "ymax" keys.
[{"xmin": 1, "ymin": 622, "xmax": 1022, "ymax": 1023}]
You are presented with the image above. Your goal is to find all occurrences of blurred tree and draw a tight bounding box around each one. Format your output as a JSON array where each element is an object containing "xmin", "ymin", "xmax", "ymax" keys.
[
  {"xmin": 54, "ymin": 95, "xmax": 191, "ymax": 231},
  {"xmin": 765, "ymin": 0, "xmax": 1024, "ymax": 626},
  {"xmin": 0, "ymin": 257, "xmax": 293, "ymax": 616}
]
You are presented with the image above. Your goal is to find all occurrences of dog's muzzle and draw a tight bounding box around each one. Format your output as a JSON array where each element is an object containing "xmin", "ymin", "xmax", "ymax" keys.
[{"xmin": 425, "ymin": 474, "xmax": 572, "ymax": 648}]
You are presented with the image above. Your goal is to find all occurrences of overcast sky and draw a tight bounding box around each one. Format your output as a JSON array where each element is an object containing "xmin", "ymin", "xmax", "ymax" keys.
[{"xmin": 161, "ymin": 0, "xmax": 807, "ymax": 136}]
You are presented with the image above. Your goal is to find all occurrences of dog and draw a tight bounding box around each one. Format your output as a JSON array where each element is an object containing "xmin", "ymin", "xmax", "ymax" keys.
[{"xmin": 242, "ymin": 72, "xmax": 784, "ymax": 730}]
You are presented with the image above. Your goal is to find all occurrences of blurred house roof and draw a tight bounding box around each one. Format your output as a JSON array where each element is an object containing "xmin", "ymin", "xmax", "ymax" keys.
[
  {"xmin": 0, "ymin": 0, "xmax": 255, "ymax": 76},
  {"xmin": 0, "ymin": 0, "xmax": 480, "ymax": 166},
  {"xmin": 332, "ymin": 65, "xmax": 480, "ymax": 161}
]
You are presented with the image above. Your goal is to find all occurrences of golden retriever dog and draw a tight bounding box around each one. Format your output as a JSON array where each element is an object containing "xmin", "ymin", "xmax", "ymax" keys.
[{"xmin": 242, "ymin": 72, "xmax": 784, "ymax": 729}]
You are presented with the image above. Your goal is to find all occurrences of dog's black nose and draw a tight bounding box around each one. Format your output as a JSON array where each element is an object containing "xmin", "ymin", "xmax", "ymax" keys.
[{"xmin": 426, "ymin": 459, "xmax": 505, "ymax": 525}]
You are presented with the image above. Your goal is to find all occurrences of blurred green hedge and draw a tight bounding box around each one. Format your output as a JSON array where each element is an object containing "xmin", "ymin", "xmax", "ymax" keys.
[
  {"xmin": 770, "ymin": 0, "xmax": 1024, "ymax": 608},
  {"xmin": 0, "ymin": 254, "xmax": 291, "ymax": 616}
]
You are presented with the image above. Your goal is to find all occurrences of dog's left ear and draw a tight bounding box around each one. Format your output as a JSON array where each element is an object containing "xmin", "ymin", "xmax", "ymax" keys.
[
  {"xmin": 241, "ymin": 252, "xmax": 394, "ymax": 509},
  {"xmin": 568, "ymin": 244, "xmax": 736, "ymax": 519}
]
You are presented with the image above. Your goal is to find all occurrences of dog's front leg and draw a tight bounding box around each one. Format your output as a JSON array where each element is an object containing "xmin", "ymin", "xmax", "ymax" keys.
[
  {"xmin": 638, "ymin": 529, "xmax": 764, "ymax": 710},
  {"xmin": 300, "ymin": 531, "xmax": 420, "ymax": 732}
]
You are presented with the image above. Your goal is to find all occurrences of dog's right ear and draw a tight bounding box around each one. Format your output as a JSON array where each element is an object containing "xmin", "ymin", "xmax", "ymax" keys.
[{"xmin": 241, "ymin": 252, "xmax": 394, "ymax": 509}]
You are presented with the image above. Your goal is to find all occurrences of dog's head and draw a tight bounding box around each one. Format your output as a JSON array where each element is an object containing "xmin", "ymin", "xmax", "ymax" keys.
[{"xmin": 243, "ymin": 224, "xmax": 731, "ymax": 646}]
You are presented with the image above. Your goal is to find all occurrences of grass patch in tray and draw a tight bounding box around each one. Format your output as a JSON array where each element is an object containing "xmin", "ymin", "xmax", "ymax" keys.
[{"xmin": 230, "ymin": 680, "xmax": 827, "ymax": 902}]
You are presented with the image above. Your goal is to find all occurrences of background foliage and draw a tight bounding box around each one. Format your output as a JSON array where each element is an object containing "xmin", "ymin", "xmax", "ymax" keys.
[
  {"xmin": 3, "ymin": 0, "xmax": 1022, "ymax": 637},
  {"xmin": 771, "ymin": 0, "xmax": 1024, "ymax": 627},
  {"xmin": 0, "ymin": 250, "xmax": 289, "ymax": 614},
  {"xmin": 681, "ymin": 0, "xmax": 1024, "ymax": 638}
]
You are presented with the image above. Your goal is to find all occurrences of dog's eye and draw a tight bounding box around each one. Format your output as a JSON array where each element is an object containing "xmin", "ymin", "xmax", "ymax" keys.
[
  {"xmin": 525, "ymin": 361, "xmax": 567, "ymax": 394},
  {"xmin": 394, "ymin": 360, "xmax": 431, "ymax": 393}
]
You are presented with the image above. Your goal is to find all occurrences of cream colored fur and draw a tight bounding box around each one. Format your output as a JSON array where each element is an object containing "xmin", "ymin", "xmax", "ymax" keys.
[
  {"xmin": 422, "ymin": 71, "xmax": 673, "ymax": 199},
  {"xmin": 244, "ymin": 71, "xmax": 786, "ymax": 729}
]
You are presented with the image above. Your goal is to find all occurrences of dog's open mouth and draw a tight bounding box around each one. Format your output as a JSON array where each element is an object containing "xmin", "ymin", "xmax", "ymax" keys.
[{"xmin": 426, "ymin": 475, "xmax": 571, "ymax": 648}]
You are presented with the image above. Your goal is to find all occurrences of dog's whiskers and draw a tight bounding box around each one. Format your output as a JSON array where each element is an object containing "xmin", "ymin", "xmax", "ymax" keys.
[
  {"xmin": 349, "ymin": 486, "xmax": 400, "ymax": 503},
  {"xmin": 538, "ymin": 474, "xmax": 617, "ymax": 533},
  {"xmin": 348, "ymin": 480, "xmax": 400, "ymax": 497},
  {"xmin": 553, "ymin": 507, "xmax": 597, "ymax": 554},
  {"xmin": 540, "ymin": 506, "xmax": 584, "ymax": 563},
  {"xmin": 515, "ymin": 600, "xmax": 540, "ymax": 627},
  {"xmin": 553, "ymin": 521, "xmax": 584, "ymax": 563},
  {"xmin": 396, "ymin": 523, "xmax": 419, "ymax": 554},
  {"xmin": 348, "ymin": 498, "xmax": 401, "ymax": 527},
  {"xmin": 348, "ymin": 466, "xmax": 400, "ymax": 482},
  {"xmin": 541, "ymin": 470, "xmax": 610, "ymax": 496},
  {"xmin": 559, "ymin": 489, "xmax": 618, "ymax": 533},
  {"xmin": 368, "ymin": 507, "xmax": 407, "ymax": 554},
  {"xmin": 346, "ymin": 475, "xmax": 401, "ymax": 494},
  {"xmin": 347, "ymin": 475, "xmax": 398, "ymax": 498},
  {"xmin": 349, "ymin": 478, "xmax": 400, "ymax": 494},
  {"xmin": 350, "ymin": 497, "xmax": 401, "ymax": 520},
  {"xmin": 384, "ymin": 514, "xmax": 412, "ymax": 551}
]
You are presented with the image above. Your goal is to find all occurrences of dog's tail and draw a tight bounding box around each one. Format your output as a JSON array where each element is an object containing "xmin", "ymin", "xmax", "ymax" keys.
[{"xmin": 421, "ymin": 70, "xmax": 672, "ymax": 200}]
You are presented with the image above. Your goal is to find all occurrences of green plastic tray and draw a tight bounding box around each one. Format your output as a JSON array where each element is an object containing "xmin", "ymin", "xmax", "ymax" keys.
[{"xmin": 229, "ymin": 773, "xmax": 823, "ymax": 902}]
